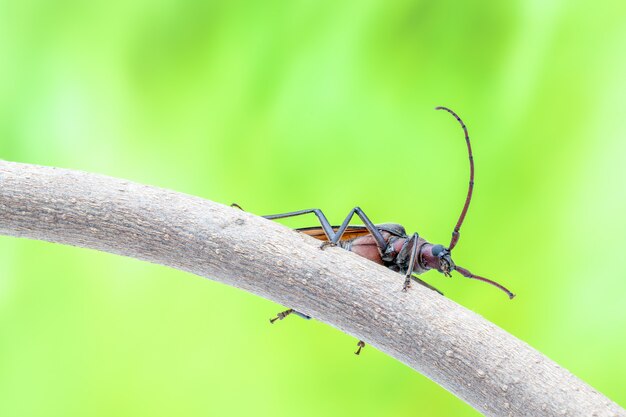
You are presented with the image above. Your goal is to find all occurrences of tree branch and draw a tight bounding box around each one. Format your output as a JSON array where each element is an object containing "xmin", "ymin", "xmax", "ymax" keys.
[{"xmin": 0, "ymin": 160, "xmax": 623, "ymax": 417}]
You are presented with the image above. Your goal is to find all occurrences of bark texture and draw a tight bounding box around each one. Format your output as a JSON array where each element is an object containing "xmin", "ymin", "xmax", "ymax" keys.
[{"xmin": 0, "ymin": 160, "xmax": 624, "ymax": 417}]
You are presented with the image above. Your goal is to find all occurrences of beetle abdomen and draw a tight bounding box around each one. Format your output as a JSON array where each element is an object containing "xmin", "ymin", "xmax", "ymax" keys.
[{"xmin": 338, "ymin": 235, "xmax": 385, "ymax": 265}]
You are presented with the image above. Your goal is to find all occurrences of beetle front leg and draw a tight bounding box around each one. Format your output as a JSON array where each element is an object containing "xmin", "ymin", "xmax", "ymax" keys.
[{"xmin": 411, "ymin": 275, "xmax": 444, "ymax": 295}]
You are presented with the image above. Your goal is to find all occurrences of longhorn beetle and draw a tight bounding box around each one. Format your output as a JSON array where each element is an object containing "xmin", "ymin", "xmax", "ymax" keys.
[{"xmin": 242, "ymin": 106, "xmax": 514, "ymax": 355}]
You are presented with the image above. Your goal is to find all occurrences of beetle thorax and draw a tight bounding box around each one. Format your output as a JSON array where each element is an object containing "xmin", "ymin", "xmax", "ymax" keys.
[
  {"xmin": 385, "ymin": 237, "xmax": 450, "ymax": 275},
  {"xmin": 382, "ymin": 236, "xmax": 422, "ymax": 274}
]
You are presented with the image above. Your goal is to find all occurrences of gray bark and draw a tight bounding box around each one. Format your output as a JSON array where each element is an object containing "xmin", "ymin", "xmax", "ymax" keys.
[{"xmin": 0, "ymin": 160, "xmax": 623, "ymax": 417}]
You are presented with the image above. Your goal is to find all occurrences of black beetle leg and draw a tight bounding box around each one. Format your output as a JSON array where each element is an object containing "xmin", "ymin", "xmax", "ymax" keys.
[{"xmin": 355, "ymin": 340, "xmax": 366, "ymax": 355}]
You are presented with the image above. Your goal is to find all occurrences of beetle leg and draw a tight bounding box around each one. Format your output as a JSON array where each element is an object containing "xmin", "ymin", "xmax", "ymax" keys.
[
  {"xmin": 402, "ymin": 233, "xmax": 420, "ymax": 291},
  {"xmin": 329, "ymin": 207, "xmax": 388, "ymax": 254},
  {"xmin": 264, "ymin": 207, "xmax": 389, "ymax": 254},
  {"xmin": 411, "ymin": 275, "xmax": 444, "ymax": 296},
  {"xmin": 264, "ymin": 209, "xmax": 336, "ymax": 240},
  {"xmin": 269, "ymin": 308, "xmax": 311, "ymax": 324},
  {"xmin": 269, "ymin": 308, "xmax": 293, "ymax": 324},
  {"xmin": 270, "ymin": 310, "xmax": 365, "ymax": 356}
]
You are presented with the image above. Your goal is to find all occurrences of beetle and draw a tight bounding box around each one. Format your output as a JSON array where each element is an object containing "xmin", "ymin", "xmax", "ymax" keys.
[{"xmin": 240, "ymin": 107, "xmax": 514, "ymax": 354}]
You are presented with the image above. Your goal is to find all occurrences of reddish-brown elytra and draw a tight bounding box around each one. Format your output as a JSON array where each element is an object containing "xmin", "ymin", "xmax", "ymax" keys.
[{"xmin": 241, "ymin": 107, "xmax": 515, "ymax": 354}]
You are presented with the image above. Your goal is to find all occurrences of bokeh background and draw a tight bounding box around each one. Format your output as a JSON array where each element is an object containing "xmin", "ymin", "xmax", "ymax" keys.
[{"xmin": 1, "ymin": 1, "xmax": 625, "ymax": 416}]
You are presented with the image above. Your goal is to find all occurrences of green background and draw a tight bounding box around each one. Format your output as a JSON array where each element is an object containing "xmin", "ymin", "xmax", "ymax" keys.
[{"xmin": 1, "ymin": 1, "xmax": 625, "ymax": 416}]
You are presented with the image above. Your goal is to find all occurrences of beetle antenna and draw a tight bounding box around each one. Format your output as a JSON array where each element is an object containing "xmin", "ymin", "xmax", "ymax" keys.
[
  {"xmin": 435, "ymin": 106, "xmax": 474, "ymax": 251},
  {"xmin": 455, "ymin": 265, "xmax": 515, "ymax": 299}
]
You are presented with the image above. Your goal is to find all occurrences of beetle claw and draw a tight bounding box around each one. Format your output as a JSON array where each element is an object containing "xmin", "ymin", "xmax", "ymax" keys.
[
  {"xmin": 320, "ymin": 241, "xmax": 336, "ymax": 250},
  {"xmin": 402, "ymin": 275, "xmax": 412, "ymax": 292},
  {"xmin": 269, "ymin": 309, "xmax": 294, "ymax": 324}
]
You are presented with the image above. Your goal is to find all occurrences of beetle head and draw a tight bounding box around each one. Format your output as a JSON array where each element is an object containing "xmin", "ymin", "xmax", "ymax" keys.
[
  {"xmin": 431, "ymin": 244, "xmax": 455, "ymax": 276},
  {"xmin": 416, "ymin": 243, "xmax": 455, "ymax": 275}
]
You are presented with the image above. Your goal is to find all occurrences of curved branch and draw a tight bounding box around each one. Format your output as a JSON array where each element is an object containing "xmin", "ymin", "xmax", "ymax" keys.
[{"xmin": 0, "ymin": 160, "xmax": 623, "ymax": 417}]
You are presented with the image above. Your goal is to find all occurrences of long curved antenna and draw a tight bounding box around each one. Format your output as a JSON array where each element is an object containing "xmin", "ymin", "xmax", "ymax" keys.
[
  {"xmin": 435, "ymin": 106, "xmax": 474, "ymax": 251},
  {"xmin": 455, "ymin": 266, "xmax": 516, "ymax": 299}
]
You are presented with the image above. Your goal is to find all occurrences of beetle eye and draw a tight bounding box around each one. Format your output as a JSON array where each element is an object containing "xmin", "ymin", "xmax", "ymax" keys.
[{"xmin": 432, "ymin": 244, "xmax": 445, "ymax": 257}]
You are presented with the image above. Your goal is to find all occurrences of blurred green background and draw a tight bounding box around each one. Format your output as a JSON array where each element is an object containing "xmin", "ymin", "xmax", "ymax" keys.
[{"xmin": 1, "ymin": 0, "xmax": 625, "ymax": 416}]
